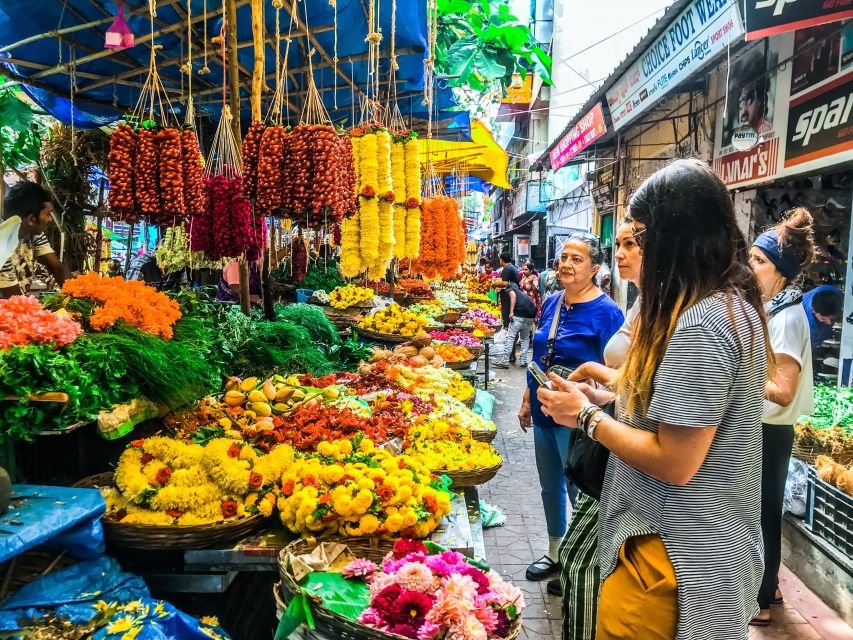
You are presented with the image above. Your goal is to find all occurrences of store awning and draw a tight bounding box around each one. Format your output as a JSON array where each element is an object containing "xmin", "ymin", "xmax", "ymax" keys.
[{"xmin": 419, "ymin": 120, "xmax": 511, "ymax": 190}]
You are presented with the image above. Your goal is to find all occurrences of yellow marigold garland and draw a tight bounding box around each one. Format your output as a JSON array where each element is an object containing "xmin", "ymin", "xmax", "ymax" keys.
[
  {"xmin": 358, "ymin": 133, "xmax": 380, "ymax": 266},
  {"xmin": 391, "ymin": 138, "xmax": 408, "ymax": 259},
  {"xmin": 403, "ymin": 135, "xmax": 422, "ymax": 258}
]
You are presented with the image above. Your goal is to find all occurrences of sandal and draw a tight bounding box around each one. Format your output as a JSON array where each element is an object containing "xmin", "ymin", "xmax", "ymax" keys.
[
  {"xmin": 749, "ymin": 611, "xmax": 771, "ymax": 627},
  {"xmin": 526, "ymin": 555, "xmax": 559, "ymax": 581},
  {"xmin": 773, "ymin": 589, "xmax": 784, "ymax": 605}
]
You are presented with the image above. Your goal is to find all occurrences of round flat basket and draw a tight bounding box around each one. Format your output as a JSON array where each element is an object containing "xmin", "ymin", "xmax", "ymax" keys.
[
  {"xmin": 355, "ymin": 326, "xmax": 410, "ymax": 344},
  {"xmin": 792, "ymin": 441, "xmax": 853, "ymax": 466},
  {"xmin": 278, "ymin": 538, "xmax": 521, "ymax": 640},
  {"xmin": 470, "ymin": 429, "xmax": 497, "ymax": 443},
  {"xmin": 439, "ymin": 460, "xmax": 503, "ymax": 488},
  {"xmin": 445, "ymin": 358, "xmax": 475, "ymax": 371},
  {"xmin": 74, "ymin": 473, "xmax": 269, "ymax": 550},
  {"xmin": 467, "ymin": 345, "xmax": 484, "ymax": 359}
]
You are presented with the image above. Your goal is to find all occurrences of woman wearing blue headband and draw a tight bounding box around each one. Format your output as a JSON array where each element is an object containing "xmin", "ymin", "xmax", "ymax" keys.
[{"xmin": 748, "ymin": 207, "xmax": 816, "ymax": 627}]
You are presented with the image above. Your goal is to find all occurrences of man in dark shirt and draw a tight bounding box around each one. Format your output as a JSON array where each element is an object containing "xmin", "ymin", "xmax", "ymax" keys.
[
  {"xmin": 494, "ymin": 251, "xmax": 519, "ymax": 328},
  {"xmin": 493, "ymin": 281, "xmax": 536, "ymax": 368}
]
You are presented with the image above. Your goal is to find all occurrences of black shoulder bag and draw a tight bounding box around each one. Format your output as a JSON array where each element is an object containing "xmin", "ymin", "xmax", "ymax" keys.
[{"xmin": 543, "ymin": 292, "xmax": 612, "ymax": 500}]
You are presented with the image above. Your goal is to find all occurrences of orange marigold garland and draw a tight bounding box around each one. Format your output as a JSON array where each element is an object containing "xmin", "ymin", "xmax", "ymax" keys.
[
  {"xmin": 414, "ymin": 196, "xmax": 464, "ymax": 279},
  {"xmin": 61, "ymin": 272, "xmax": 182, "ymax": 340}
]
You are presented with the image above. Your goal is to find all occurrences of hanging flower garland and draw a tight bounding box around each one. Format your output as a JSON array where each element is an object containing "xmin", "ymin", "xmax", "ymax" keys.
[
  {"xmin": 391, "ymin": 135, "xmax": 408, "ymax": 260},
  {"xmin": 414, "ymin": 196, "xmax": 465, "ymax": 279},
  {"xmin": 403, "ymin": 135, "xmax": 422, "ymax": 258}
]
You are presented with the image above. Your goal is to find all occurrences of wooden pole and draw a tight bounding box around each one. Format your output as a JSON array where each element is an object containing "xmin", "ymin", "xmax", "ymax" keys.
[
  {"xmin": 93, "ymin": 178, "xmax": 105, "ymax": 273},
  {"xmin": 125, "ymin": 222, "xmax": 135, "ymax": 273},
  {"xmin": 238, "ymin": 259, "xmax": 251, "ymax": 315}
]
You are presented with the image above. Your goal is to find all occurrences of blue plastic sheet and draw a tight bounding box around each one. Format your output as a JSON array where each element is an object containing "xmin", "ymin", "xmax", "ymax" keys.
[
  {"xmin": 472, "ymin": 390, "xmax": 496, "ymax": 421},
  {"xmin": 0, "ymin": 0, "xmax": 458, "ymax": 126},
  {"xmin": 0, "ymin": 557, "xmax": 231, "ymax": 639},
  {"xmin": 0, "ymin": 485, "xmax": 105, "ymax": 563}
]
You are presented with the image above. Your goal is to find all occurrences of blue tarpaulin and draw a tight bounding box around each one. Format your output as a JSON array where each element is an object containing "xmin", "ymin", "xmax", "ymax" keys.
[
  {"xmin": 0, "ymin": 0, "xmax": 458, "ymax": 130},
  {"xmin": 0, "ymin": 556, "xmax": 231, "ymax": 639},
  {"xmin": 0, "ymin": 485, "xmax": 105, "ymax": 563}
]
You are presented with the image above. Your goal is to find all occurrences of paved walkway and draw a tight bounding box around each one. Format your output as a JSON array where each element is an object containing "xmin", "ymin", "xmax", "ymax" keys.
[{"xmin": 479, "ymin": 362, "xmax": 852, "ymax": 640}]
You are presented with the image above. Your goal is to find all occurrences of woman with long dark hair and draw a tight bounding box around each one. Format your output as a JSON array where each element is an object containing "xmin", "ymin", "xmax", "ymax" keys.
[
  {"xmin": 520, "ymin": 260, "xmax": 542, "ymax": 320},
  {"xmin": 748, "ymin": 208, "xmax": 816, "ymax": 626},
  {"xmin": 537, "ymin": 159, "xmax": 770, "ymax": 639}
]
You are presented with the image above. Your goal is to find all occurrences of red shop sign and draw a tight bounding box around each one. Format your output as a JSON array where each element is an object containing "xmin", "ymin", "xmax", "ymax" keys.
[{"xmin": 549, "ymin": 103, "xmax": 607, "ymax": 171}]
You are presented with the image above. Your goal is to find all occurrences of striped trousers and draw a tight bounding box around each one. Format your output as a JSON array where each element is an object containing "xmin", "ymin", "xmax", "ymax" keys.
[{"xmin": 559, "ymin": 491, "xmax": 600, "ymax": 640}]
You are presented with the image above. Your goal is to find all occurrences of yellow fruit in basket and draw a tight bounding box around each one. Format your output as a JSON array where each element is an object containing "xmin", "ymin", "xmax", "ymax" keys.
[
  {"xmin": 224, "ymin": 390, "xmax": 246, "ymax": 406},
  {"xmin": 251, "ymin": 402, "xmax": 272, "ymax": 417},
  {"xmin": 240, "ymin": 377, "xmax": 259, "ymax": 392},
  {"xmin": 262, "ymin": 380, "xmax": 277, "ymax": 401},
  {"xmin": 272, "ymin": 402, "xmax": 290, "ymax": 414},
  {"xmin": 275, "ymin": 386, "xmax": 295, "ymax": 402},
  {"xmin": 224, "ymin": 377, "xmax": 242, "ymax": 392},
  {"xmin": 218, "ymin": 417, "xmax": 232, "ymax": 429},
  {"xmin": 323, "ymin": 387, "xmax": 340, "ymax": 400},
  {"xmin": 285, "ymin": 376, "xmax": 301, "ymax": 387},
  {"xmin": 248, "ymin": 389, "xmax": 268, "ymax": 404}
]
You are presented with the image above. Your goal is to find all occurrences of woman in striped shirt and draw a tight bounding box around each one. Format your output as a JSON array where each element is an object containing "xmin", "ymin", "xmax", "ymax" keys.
[{"xmin": 537, "ymin": 159, "xmax": 770, "ymax": 640}]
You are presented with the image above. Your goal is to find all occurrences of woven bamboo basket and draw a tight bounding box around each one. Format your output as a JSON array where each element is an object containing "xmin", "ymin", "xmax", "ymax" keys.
[
  {"xmin": 445, "ymin": 358, "xmax": 475, "ymax": 371},
  {"xmin": 792, "ymin": 441, "xmax": 853, "ymax": 466},
  {"xmin": 354, "ymin": 326, "xmax": 411, "ymax": 344},
  {"xmin": 439, "ymin": 460, "xmax": 503, "ymax": 488},
  {"xmin": 74, "ymin": 473, "xmax": 269, "ymax": 550},
  {"xmin": 447, "ymin": 323, "xmax": 476, "ymax": 333},
  {"xmin": 470, "ymin": 429, "xmax": 497, "ymax": 443},
  {"xmin": 277, "ymin": 538, "xmax": 521, "ymax": 640},
  {"xmin": 462, "ymin": 394, "xmax": 476, "ymax": 409},
  {"xmin": 467, "ymin": 345, "xmax": 484, "ymax": 359}
]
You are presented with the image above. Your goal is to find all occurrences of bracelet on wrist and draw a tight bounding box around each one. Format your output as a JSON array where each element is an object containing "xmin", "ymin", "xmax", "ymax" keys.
[
  {"xmin": 577, "ymin": 404, "xmax": 597, "ymax": 431},
  {"xmin": 586, "ymin": 408, "xmax": 606, "ymax": 441}
]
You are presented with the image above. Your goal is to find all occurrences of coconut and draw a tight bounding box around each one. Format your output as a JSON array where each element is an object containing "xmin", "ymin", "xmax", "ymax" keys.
[
  {"xmin": 419, "ymin": 346, "xmax": 436, "ymax": 360},
  {"xmin": 411, "ymin": 332, "xmax": 433, "ymax": 348}
]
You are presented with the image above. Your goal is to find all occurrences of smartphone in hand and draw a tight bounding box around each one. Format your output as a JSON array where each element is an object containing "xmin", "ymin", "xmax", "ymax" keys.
[
  {"xmin": 528, "ymin": 361, "xmax": 552, "ymax": 389},
  {"xmin": 549, "ymin": 364, "xmax": 575, "ymax": 380}
]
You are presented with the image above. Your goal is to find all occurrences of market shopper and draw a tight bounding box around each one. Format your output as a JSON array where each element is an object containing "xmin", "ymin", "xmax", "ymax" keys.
[
  {"xmin": 552, "ymin": 217, "xmax": 645, "ymax": 637},
  {"xmin": 493, "ymin": 280, "xmax": 537, "ymax": 369},
  {"xmin": 748, "ymin": 208, "xmax": 817, "ymax": 627},
  {"xmin": 518, "ymin": 233, "xmax": 622, "ymax": 583},
  {"xmin": 536, "ymin": 159, "xmax": 769, "ymax": 640},
  {"xmin": 0, "ymin": 182, "xmax": 68, "ymax": 298},
  {"xmin": 519, "ymin": 260, "xmax": 542, "ymax": 320},
  {"xmin": 218, "ymin": 260, "xmax": 262, "ymax": 305},
  {"xmin": 542, "ymin": 258, "xmax": 561, "ymax": 298},
  {"xmin": 802, "ymin": 284, "xmax": 842, "ymax": 350}
]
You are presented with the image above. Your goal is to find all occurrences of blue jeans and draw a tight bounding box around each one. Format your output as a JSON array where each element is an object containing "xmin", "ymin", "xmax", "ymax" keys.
[
  {"xmin": 534, "ymin": 424, "xmax": 576, "ymax": 538},
  {"xmin": 501, "ymin": 316, "xmax": 534, "ymax": 364}
]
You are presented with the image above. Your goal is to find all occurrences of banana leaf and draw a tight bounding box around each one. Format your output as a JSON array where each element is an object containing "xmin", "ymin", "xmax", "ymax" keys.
[{"xmin": 274, "ymin": 572, "xmax": 369, "ymax": 640}]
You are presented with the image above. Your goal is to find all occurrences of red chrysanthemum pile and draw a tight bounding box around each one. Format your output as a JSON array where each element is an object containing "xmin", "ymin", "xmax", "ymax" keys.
[{"xmin": 0, "ymin": 295, "xmax": 83, "ymax": 350}]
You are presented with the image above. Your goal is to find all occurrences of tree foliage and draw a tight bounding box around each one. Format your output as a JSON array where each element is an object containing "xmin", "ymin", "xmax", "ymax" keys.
[
  {"xmin": 0, "ymin": 87, "xmax": 41, "ymax": 169},
  {"xmin": 435, "ymin": 0, "xmax": 552, "ymax": 91}
]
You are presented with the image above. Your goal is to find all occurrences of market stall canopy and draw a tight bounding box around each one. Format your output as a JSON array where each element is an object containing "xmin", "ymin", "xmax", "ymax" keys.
[
  {"xmin": 419, "ymin": 121, "xmax": 510, "ymax": 190},
  {"xmin": 0, "ymin": 0, "xmax": 456, "ymax": 129}
]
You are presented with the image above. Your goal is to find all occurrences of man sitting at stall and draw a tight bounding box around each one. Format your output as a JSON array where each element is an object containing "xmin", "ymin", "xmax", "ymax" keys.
[{"xmin": 0, "ymin": 182, "xmax": 68, "ymax": 298}]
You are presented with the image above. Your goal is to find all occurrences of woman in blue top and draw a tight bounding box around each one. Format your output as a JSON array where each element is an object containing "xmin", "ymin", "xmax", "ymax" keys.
[{"xmin": 518, "ymin": 233, "xmax": 623, "ymax": 581}]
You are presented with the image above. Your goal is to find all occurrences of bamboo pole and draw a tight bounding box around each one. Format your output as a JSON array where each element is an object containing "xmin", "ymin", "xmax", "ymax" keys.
[
  {"xmin": 93, "ymin": 178, "xmax": 105, "ymax": 273},
  {"xmin": 250, "ymin": 0, "xmax": 265, "ymax": 122},
  {"xmin": 223, "ymin": 0, "xmax": 249, "ymax": 314}
]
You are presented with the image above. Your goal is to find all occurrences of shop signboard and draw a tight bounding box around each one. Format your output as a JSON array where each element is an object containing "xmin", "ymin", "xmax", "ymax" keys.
[
  {"xmin": 784, "ymin": 70, "xmax": 853, "ymax": 168},
  {"xmin": 605, "ymin": 0, "xmax": 744, "ymax": 131},
  {"xmin": 745, "ymin": 0, "xmax": 853, "ymax": 41},
  {"xmin": 549, "ymin": 103, "xmax": 607, "ymax": 170},
  {"xmin": 713, "ymin": 21, "xmax": 853, "ymax": 188}
]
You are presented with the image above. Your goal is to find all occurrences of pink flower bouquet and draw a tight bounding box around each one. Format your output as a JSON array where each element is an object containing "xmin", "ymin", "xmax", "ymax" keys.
[{"xmin": 343, "ymin": 540, "xmax": 524, "ymax": 640}]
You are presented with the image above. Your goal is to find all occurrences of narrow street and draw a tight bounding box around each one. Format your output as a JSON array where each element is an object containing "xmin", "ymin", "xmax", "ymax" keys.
[{"xmin": 481, "ymin": 362, "xmax": 853, "ymax": 640}]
